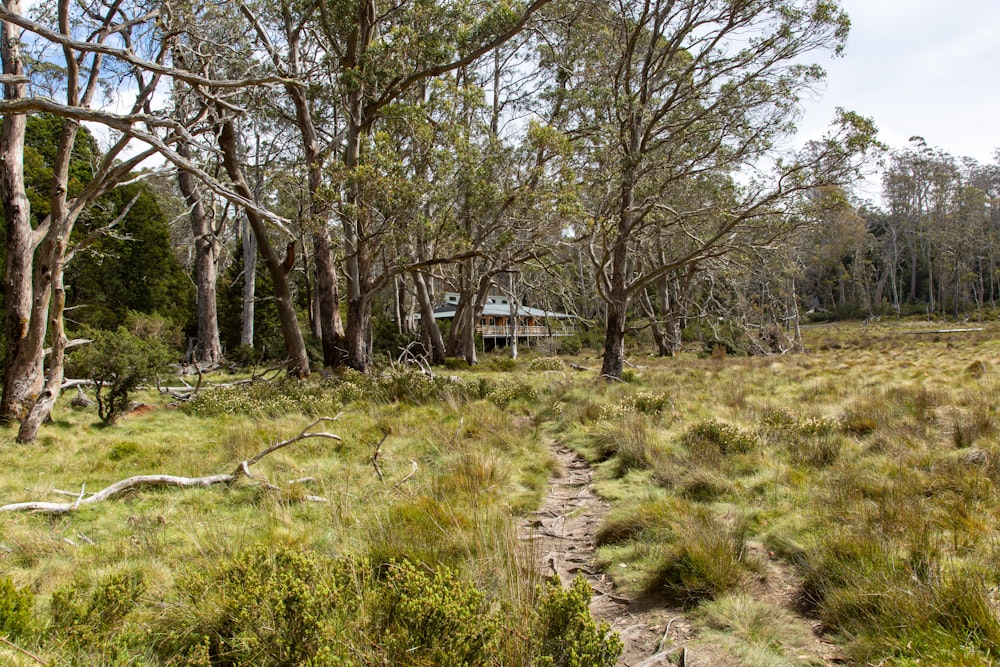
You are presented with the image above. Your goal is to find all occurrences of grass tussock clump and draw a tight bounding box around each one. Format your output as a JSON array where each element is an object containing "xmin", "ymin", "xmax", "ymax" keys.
[
  {"xmin": 595, "ymin": 498, "xmax": 679, "ymax": 547},
  {"xmin": 589, "ymin": 413, "xmax": 657, "ymax": 476},
  {"xmin": 643, "ymin": 506, "xmax": 757, "ymax": 605},
  {"xmin": 800, "ymin": 529, "xmax": 1000, "ymax": 664},
  {"xmin": 695, "ymin": 593, "xmax": 822, "ymax": 667}
]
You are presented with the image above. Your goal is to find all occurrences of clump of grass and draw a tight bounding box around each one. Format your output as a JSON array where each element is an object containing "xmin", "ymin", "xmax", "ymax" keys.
[
  {"xmin": 596, "ymin": 498, "xmax": 678, "ymax": 546},
  {"xmin": 589, "ymin": 414, "xmax": 656, "ymax": 476},
  {"xmin": 785, "ymin": 431, "xmax": 846, "ymax": 468},
  {"xmin": 695, "ymin": 593, "xmax": 821, "ymax": 667},
  {"xmin": 434, "ymin": 448, "xmax": 511, "ymax": 501},
  {"xmin": 800, "ymin": 528, "xmax": 1000, "ymax": 664},
  {"xmin": 676, "ymin": 467, "xmax": 734, "ymax": 502},
  {"xmin": 643, "ymin": 506, "xmax": 757, "ymax": 605}
]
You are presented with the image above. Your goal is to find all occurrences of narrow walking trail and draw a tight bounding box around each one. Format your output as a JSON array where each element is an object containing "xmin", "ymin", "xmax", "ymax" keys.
[
  {"xmin": 520, "ymin": 442, "xmax": 846, "ymax": 667},
  {"xmin": 519, "ymin": 443, "xmax": 684, "ymax": 667}
]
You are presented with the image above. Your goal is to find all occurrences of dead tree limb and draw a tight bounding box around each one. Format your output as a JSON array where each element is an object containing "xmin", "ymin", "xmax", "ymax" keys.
[
  {"xmin": 0, "ymin": 635, "xmax": 47, "ymax": 665},
  {"xmin": 393, "ymin": 460, "xmax": 419, "ymax": 489},
  {"xmin": 0, "ymin": 417, "xmax": 342, "ymax": 514},
  {"xmin": 370, "ymin": 430, "xmax": 389, "ymax": 483}
]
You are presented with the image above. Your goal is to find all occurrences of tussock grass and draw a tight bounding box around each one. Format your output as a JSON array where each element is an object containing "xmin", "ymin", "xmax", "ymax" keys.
[
  {"xmin": 694, "ymin": 593, "xmax": 823, "ymax": 667},
  {"xmin": 7, "ymin": 324, "xmax": 1000, "ymax": 663}
]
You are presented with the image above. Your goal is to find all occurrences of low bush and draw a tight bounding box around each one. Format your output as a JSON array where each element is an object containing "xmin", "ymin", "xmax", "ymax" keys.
[
  {"xmin": 67, "ymin": 326, "xmax": 175, "ymax": 424},
  {"xmin": 0, "ymin": 577, "xmax": 36, "ymax": 641},
  {"xmin": 682, "ymin": 420, "xmax": 758, "ymax": 457},
  {"xmin": 374, "ymin": 560, "xmax": 501, "ymax": 666},
  {"xmin": 51, "ymin": 570, "xmax": 146, "ymax": 649},
  {"xmin": 529, "ymin": 356, "xmax": 566, "ymax": 372},
  {"xmin": 532, "ymin": 576, "xmax": 622, "ymax": 667}
]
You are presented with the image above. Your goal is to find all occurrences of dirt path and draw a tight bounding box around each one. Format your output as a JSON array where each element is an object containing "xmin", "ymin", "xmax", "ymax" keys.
[{"xmin": 520, "ymin": 442, "xmax": 846, "ymax": 667}]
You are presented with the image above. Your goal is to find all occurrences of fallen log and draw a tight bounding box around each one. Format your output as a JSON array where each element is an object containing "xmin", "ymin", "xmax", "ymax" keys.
[
  {"xmin": 0, "ymin": 417, "xmax": 341, "ymax": 514},
  {"xmin": 899, "ymin": 328, "xmax": 984, "ymax": 335}
]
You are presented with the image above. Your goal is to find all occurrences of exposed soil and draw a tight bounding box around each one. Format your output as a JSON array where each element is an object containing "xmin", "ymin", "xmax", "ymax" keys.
[{"xmin": 520, "ymin": 442, "xmax": 847, "ymax": 667}]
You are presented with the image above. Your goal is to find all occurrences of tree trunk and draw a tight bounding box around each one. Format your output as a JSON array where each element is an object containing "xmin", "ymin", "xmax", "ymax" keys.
[
  {"xmin": 240, "ymin": 217, "xmax": 257, "ymax": 348},
  {"xmin": 600, "ymin": 294, "xmax": 627, "ymax": 380},
  {"xmin": 177, "ymin": 140, "xmax": 222, "ymax": 365},
  {"xmin": 0, "ymin": 0, "xmax": 41, "ymax": 420},
  {"xmin": 18, "ymin": 237, "xmax": 68, "ymax": 442},
  {"xmin": 412, "ymin": 271, "xmax": 446, "ymax": 364},
  {"xmin": 313, "ymin": 225, "xmax": 345, "ymax": 366},
  {"xmin": 219, "ymin": 119, "xmax": 309, "ymax": 377}
]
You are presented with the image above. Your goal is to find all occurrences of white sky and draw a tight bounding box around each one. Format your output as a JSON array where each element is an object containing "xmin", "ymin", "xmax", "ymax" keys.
[{"xmin": 794, "ymin": 0, "xmax": 1000, "ymax": 200}]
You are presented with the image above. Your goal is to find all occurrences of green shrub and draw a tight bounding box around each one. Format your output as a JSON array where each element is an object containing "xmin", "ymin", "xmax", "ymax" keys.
[
  {"xmin": 529, "ymin": 356, "xmax": 566, "ymax": 372},
  {"xmin": 227, "ymin": 344, "xmax": 264, "ymax": 368},
  {"xmin": 374, "ymin": 560, "xmax": 501, "ymax": 666},
  {"xmin": 158, "ymin": 547, "xmax": 354, "ymax": 666},
  {"xmin": 682, "ymin": 420, "xmax": 757, "ymax": 457},
  {"xmin": 486, "ymin": 355, "xmax": 518, "ymax": 372},
  {"xmin": 487, "ymin": 379, "xmax": 537, "ymax": 408},
  {"xmin": 67, "ymin": 326, "xmax": 174, "ymax": 424},
  {"xmin": 532, "ymin": 576, "xmax": 621, "ymax": 667},
  {"xmin": 51, "ymin": 570, "xmax": 146, "ymax": 647},
  {"xmin": 444, "ymin": 357, "xmax": 469, "ymax": 370},
  {"xmin": 0, "ymin": 577, "xmax": 36, "ymax": 641}
]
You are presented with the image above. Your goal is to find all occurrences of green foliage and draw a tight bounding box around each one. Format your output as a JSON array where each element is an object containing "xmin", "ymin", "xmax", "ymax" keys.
[
  {"xmin": 374, "ymin": 560, "xmax": 501, "ymax": 666},
  {"xmin": 486, "ymin": 379, "xmax": 538, "ymax": 408},
  {"xmin": 532, "ymin": 576, "xmax": 621, "ymax": 667},
  {"xmin": 184, "ymin": 376, "xmax": 341, "ymax": 418},
  {"xmin": 51, "ymin": 571, "xmax": 146, "ymax": 647},
  {"xmin": 217, "ymin": 239, "xmax": 284, "ymax": 360},
  {"xmin": 170, "ymin": 548, "xmax": 347, "ymax": 666},
  {"xmin": 529, "ymin": 356, "xmax": 566, "ymax": 372},
  {"xmin": 0, "ymin": 577, "xmax": 36, "ymax": 641},
  {"xmin": 486, "ymin": 355, "xmax": 518, "ymax": 372},
  {"xmin": 67, "ymin": 324, "xmax": 175, "ymax": 424},
  {"xmin": 644, "ymin": 509, "xmax": 755, "ymax": 605},
  {"xmin": 682, "ymin": 420, "xmax": 758, "ymax": 456},
  {"xmin": 590, "ymin": 414, "xmax": 654, "ymax": 476},
  {"xmin": 800, "ymin": 529, "xmax": 1000, "ymax": 663},
  {"xmin": 444, "ymin": 357, "xmax": 470, "ymax": 370},
  {"xmin": 66, "ymin": 183, "xmax": 195, "ymax": 330},
  {"xmin": 372, "ymin": 315, "xmax": 419, "ymax": 363}
]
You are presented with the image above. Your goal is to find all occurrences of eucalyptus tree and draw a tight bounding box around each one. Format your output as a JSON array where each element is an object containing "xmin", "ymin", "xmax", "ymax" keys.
[
  {"xmin": 546, "ymin": 0, "xmax": 878, "ymax": 378},
  {"xmin": 0, "ymin": 0, "xmax": 311, "ymax": 436},
  {"xmin": 0, "ymin": 0, "xmax": 168, "ymax": 436},
  {"xmin": 236, "ymin": 0, "xmax": 346, "ymax": 367},
  {"xmin": 310, "ymin": 0, "xmax": 554, "ymax": 371},
  {"xmin": 882, "ymin": 138, "xmax": 959, "ymax": 309}
]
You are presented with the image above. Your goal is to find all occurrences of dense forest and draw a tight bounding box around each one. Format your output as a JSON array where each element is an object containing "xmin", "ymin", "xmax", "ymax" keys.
[{"xmin": 1, "ymin": 0, "xmax": 996, "ymax": 440}]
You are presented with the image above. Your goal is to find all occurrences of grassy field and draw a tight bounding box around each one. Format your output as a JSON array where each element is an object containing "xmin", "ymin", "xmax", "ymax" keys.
[{"xmin": 2, "ymin": 321, "xmax": 1000, "ymax": 665}]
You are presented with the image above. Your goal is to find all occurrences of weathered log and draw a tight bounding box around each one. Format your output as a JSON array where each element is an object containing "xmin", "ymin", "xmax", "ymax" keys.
[{"xmin": 0, "ymin": 417, "xmax": 341, "ymax": 513}]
